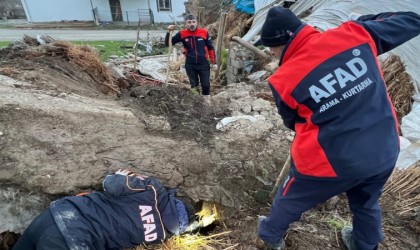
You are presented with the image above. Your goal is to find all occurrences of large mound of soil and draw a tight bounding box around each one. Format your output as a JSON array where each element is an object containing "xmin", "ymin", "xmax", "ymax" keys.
[{"xmin": 0, "ymin": 39, "xmax": 418, "ymax": 250}]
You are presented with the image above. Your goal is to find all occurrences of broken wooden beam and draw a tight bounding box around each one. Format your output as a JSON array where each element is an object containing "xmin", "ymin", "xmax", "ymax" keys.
[{"xmin": 231, "ymin": 36, "xmax": 269, "ymax": 59}]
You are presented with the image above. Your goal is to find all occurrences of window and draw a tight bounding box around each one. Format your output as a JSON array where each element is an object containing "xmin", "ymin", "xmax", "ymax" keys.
[{"xmin": 157, "ymin": 0, "xmax": 171, "ymax": 11}]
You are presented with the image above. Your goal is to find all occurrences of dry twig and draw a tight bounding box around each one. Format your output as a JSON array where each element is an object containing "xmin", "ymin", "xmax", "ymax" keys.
[
  {"xmin": 381, "ymin": 54, "xmax": 415, "ymax": 125},
  {"xmin": 53, "ymin": 41, "xmax": 119, "ymax": 94},
  {"xmin": 383, "ymin": 166, "xmax": 420, "ymax": 215}
]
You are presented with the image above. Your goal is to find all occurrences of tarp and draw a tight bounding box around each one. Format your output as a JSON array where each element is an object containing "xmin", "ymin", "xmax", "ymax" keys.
[
  {"xmin": 137, "ymin": 55, "xmax": 168, "ymax": 81},
  {"xmin": 235, "ymin": 0, "xmax": 256, "ymax": 14},
  {"xmin": 216, "ymin": 115, "xmax": 266, "ymax": 130},
  {"xmin": 398, "ymin": 96, "xmax": 420, "ymax": 169},
  {"xmin": 241, "ymin": 0, "xmax": 284, "ymax": 42}
]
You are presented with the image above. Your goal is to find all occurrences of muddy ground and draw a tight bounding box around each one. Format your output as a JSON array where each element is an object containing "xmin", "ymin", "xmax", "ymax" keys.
[{"xmin": 0, "ymin": 40, "xmax": 419, "ymax": 250}]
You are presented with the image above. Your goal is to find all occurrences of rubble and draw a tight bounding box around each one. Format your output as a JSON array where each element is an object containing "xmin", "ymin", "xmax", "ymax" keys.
[{"xmin": 1, "ymin": 0, "xmax": 420, "ymax": 249}]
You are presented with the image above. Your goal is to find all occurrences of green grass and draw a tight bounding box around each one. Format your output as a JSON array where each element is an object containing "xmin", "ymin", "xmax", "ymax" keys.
[
  {"xmin": 0, "ymin": 40, "xmax": 167, "ymax": 62},
  {"xmin": 0, "ymin": 41, "xmax": 11, "ymax": 48},
  {"xmin": 322, "ymin": 213, "xmax": 347, "ymax": 230},
  {"xmin": 0, "ymin": 22, "xmax": 14, "ymax": 28},
  {"xmin": 220, "ymin": 48, "xmax": 229, "ymax": 71},
  {"xmin": 72, "ymin": 40, "xmax": 136, "ymax": 61},
  {"xmin": 73, "ymin": 41, "xmax": 168, "ymax": 61},
  {"xmin": 0, "ymin": 40, "xmax": 137, "ymax": 61},
  {"xmin": 95, "ymin": 22, "xmax": 169, "ymax": 30}
]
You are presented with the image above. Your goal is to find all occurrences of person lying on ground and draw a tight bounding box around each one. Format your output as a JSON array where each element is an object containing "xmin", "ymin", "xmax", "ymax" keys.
[{"xmin": 12, "ymin": 169, "xmax": 196, "ymax": 250}]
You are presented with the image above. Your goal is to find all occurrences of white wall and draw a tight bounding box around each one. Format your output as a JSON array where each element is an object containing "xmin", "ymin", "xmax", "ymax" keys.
[
  {"xmin": 92, "ymin": 0, "xmax": 112, "ymax": 22},
  {"xmin": 120, "ymin": 0, "xmax": 149, "ymax": 24},
  {"xmin": 21, "ymin": 0, "xmax": 184, "ymax": 23},
  {"xmin": 21, "ymin": 0, "xmax": 94, "ymax": 22},
  {"xmin": 150, "ymin": 0, "xmax": 185, "ymax": 23},
  {"xmin": 120, "ymin": 0, "xmax": 185, "ymax": 23}
]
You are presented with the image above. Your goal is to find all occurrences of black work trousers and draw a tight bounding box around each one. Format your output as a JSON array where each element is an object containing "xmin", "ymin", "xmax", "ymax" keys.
[
  {"xmin": 185, "ymin": 63, "xmax": 211, "ymax": 95},
  {"xmin": 12, "ymin": 209, "xmax": 68, "ymax": 250},
  {"xmin": 259, "ymin": 167, "xmax": 394, "ymax": 250}
]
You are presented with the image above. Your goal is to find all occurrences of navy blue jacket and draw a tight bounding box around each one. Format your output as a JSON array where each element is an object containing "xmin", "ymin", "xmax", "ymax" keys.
[
  {"xmin": 165, "ymin": 28, "xmax": 216, "ymax": 65},
  {"xmin": 269, "ymin": 12, "xmax": 420, "ymax": 179},
  {"xmin": 49, "ymin": 174, "xmax": 181, "ymax": 249}
]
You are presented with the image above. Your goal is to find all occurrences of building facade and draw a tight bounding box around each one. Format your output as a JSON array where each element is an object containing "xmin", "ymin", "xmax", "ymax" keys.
[
  {"xmin": 21, "ymin": 0, "xmax": 185, "ymax": 24},
  {"xmin": 1, "ymin": 0, "xmax": 25, "ymax": 19}
]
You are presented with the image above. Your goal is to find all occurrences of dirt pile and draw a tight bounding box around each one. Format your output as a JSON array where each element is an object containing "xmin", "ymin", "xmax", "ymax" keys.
[
  {"xmin": 1, "ymin": 28, "xmax": 419, "ymax": 250},
  {"xmin": 0, "ymin": 37, "xmax": 291, "ymax": 244},
  {"xmin": 0, "ymin": 231, "xmax": 20, "ymax": 250},
  {"xmin": 0, "ymin": 35, "xmax": 117, "ymax": 97}
]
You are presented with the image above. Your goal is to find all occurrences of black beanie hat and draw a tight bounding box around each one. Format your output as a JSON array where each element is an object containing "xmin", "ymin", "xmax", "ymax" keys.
[{"xmin": 261, "ymin": 6, "xmax": 302, "ymax": 47}]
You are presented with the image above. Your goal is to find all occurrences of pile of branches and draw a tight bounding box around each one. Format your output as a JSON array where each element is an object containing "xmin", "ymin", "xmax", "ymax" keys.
[
  {"xmin": 382, "ymin": 54, "xmax": 415, "ymax": 124},
  {"xmin": 135, "ymin": 202, "xmax": 236, "ymax": 250},
  {"xmin": 383, "ymin": 165, "xmax": 420, "ymax": 216},
  {"xmin": 53, "ymin": 41, "xmax": 119, "ymax": 94},
  {"xmin": 206, "ymin": 8, "xmax": 251, "ymax": 45},
  {"xmin": 135, "ymin": 231, "xmax": 233, "ymax": 250},
  {"xmin": 2, "ymin": 35, "xmax": 119, "ymax": 95}
]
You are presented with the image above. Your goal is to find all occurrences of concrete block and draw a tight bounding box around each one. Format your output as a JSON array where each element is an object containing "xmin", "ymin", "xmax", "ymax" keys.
[
  {"xmin": 233, "ymin": 67, "xmax": 244, "ymax": 75},
  {"xmin": 225, "ymin": 71, "xmax": 236, "ymax": 79},
  {"xmin": 227, "ymin": 65, "xmax": 235, "ymax": 73},
  {"xmin": 230, "ymin": 59, "xmax": 245, "ymax": 68},
  {"xmin": 228, "ymin": 50, "xmax": 235, "ymax": 59},
  {"xmin": 226, "ymin": 72, "xmax": 238, "ymax": 83}
]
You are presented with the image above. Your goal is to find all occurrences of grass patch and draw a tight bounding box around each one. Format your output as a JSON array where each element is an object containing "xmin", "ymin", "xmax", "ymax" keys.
[
  {"xmin": 0, "ymin": 22, "xmax": 14, "ymax": 28},
  {"xmin": 0, "ymin": 40, "xmax": 167, "ymax": 62},
  {"xmin": 321, "ymin": 212, "xmax": 347, "ymax": 231},
  {"xmin": 0, "ymin": 40, "xmax": 134, "ymax": 60},
  {"xmin": 72, "ymin": 40, "xmax": 168, "ymax": 61},
  {"xmin": 0, "ymin": 41, "xmax": 11, "ymax": 48},
  {"xmin": 72, "ymin": 40, "xmax": 136, "ymax": 61},
  {"xmin": 95, "ymin": 22, "xmax": 169, "ymax": 30},
  {"xmin": 325, "ymin": 218, "xmax": 346, "ymax": 230}
]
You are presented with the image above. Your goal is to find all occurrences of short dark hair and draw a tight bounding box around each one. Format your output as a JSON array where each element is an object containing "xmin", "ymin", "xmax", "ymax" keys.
[
  {"xmin": 177, "ymin": 197, "xmax": 196, "ymax": 224},
  {"xmin": 184, "ymin": 14, "xmax": 197, "ymax": 21}
]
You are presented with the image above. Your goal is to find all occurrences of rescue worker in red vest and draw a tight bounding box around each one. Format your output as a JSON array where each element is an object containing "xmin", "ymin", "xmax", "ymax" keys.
[
  {"xmin": 165, "ymin": 14, "xmax": 217, "ymax": 95},
  {"xmin": 256, "ymin": 6, "xmax": 420, "ymax": 250},
  {"xmin": 12, "ymin": 169, "xmax": 195, "ymax": 250}
]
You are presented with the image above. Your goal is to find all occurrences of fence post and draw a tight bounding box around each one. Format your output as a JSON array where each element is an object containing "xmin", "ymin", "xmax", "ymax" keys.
[
  {"xmin": 215, "ymin": 11, "xmax": 227, "ymax": 79},
  {"xmin": 126, "ymin": 11, "xmax": 129, "ymax": 25},
  {"xmin": 133, "ymin": 16, "xmax": 141, "ymax": 72},
  {"xmin": 197, "ymin": 7, "xmax": 204, "ymax": 26},
  {"xmin": 149, "ymin": 9, "xmax": 154, "ymax": 24}
]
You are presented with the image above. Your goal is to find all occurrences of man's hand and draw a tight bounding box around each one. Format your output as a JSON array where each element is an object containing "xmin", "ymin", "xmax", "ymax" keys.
[
  {"xmin": 348, "ymin": 13, "xmax": 361, "ymax": 21},
  {"xmin": 167, "ymin": 25, "xmax": 176, "ymax": 31},
  {"xmin": 211, "ymin": 64, "xmax": 218, "ymax": 71},
  {"xmin": 115, "ymin": 169, "xmax": 135, "ymax": 176}
]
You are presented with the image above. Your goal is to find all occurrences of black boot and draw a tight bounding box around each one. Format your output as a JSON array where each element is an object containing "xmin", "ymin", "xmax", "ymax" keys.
[
  {"xmin": 341, "ymin": 226, "xmax": 358, "ymax": 250},
  {"xmin": 257, "ymin": 216, "xmax": 286, "ymax": 250}
]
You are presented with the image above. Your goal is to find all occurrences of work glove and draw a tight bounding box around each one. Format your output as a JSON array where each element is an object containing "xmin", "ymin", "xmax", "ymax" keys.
[
  {"xmin": 115, "ymin": 169, "xmax": 135, "ymax": 176},
  {"xmin": 115, "ymin": 169, "xmax": 149, "ymax": 180},
  {"xmin": 167, "ymin": 24, "xmax": 176, "ymax": 31},
  {"xmin": 211, "ymin": 64, "xmax": 218, "ymax": 71},
  {"xmin": 348, "ymin": 13, "xmax": 361, "ymax": 21}
]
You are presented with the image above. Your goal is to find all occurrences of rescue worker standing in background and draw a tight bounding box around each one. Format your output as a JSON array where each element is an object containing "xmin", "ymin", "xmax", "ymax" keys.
[
  {"xmin": 165, "ymin": 14, "xmax": 217, "ymax": 96},
  {"xmin": 256, "ymin": 6, "xmax": 420, "ymax": 250}
]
